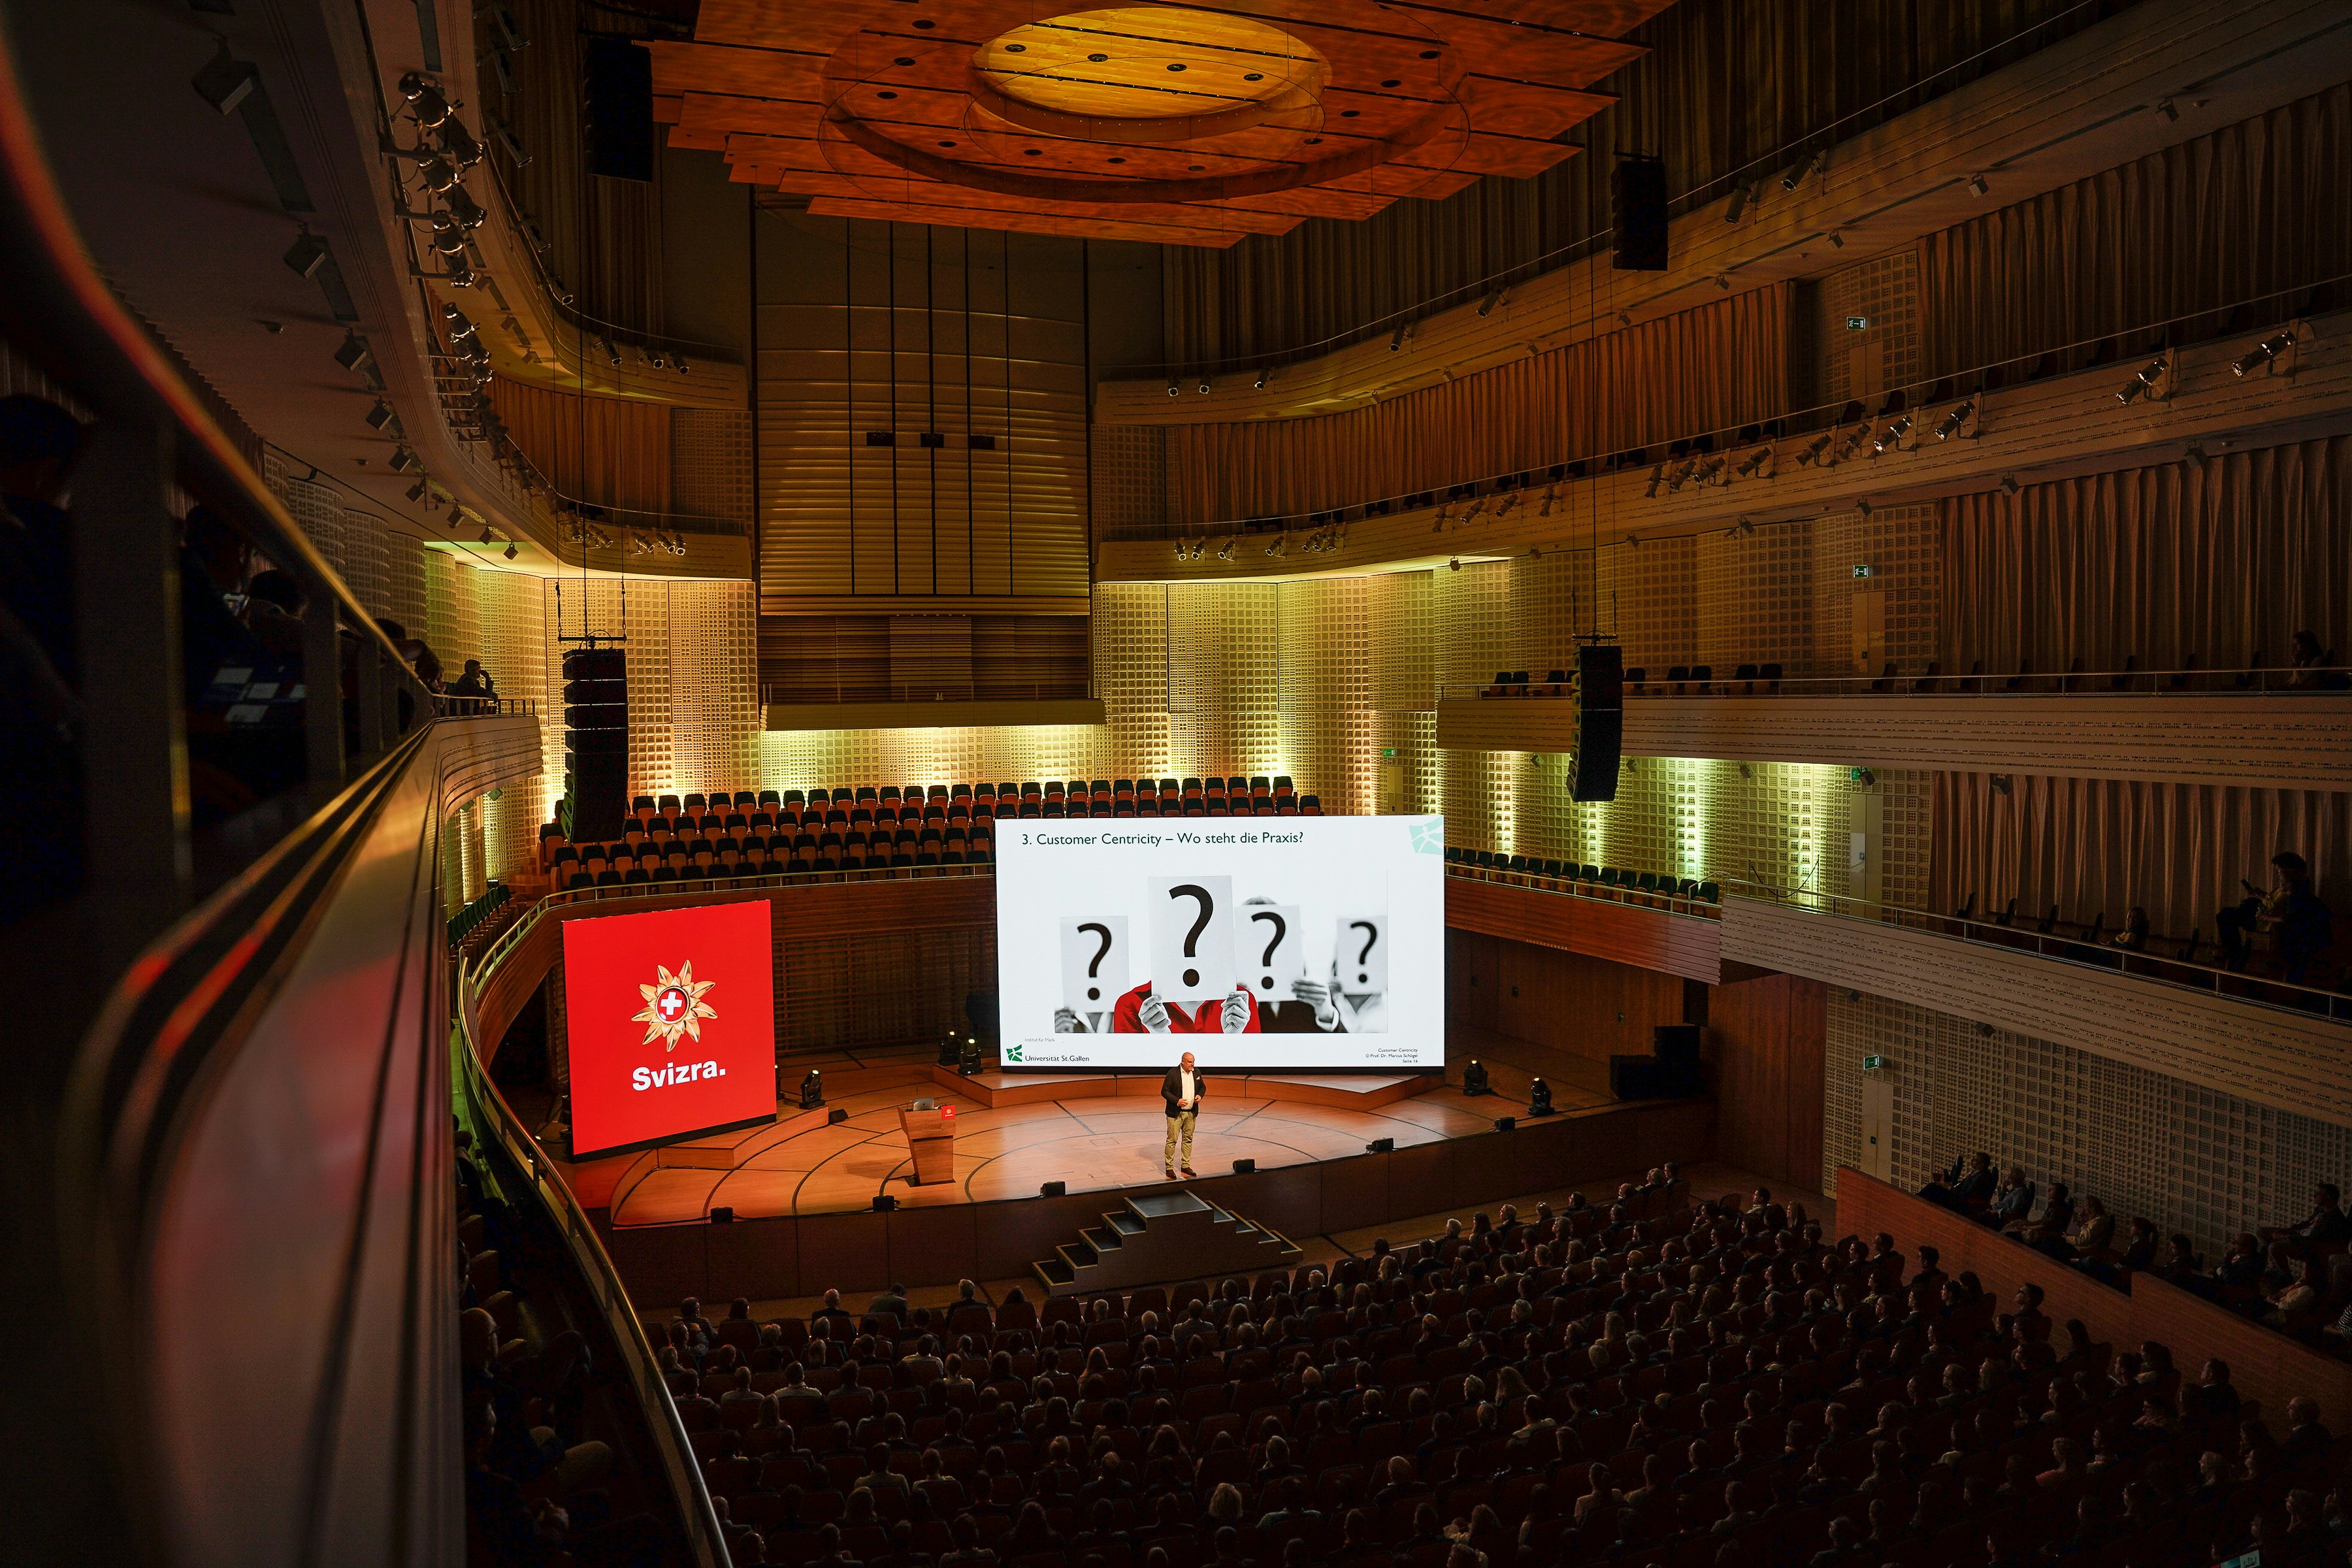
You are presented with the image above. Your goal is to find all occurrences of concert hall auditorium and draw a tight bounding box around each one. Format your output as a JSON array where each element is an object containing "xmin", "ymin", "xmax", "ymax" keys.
[{"xmin": 7, "ymin": 1, "xmax": 2352, "ymax": 1564}]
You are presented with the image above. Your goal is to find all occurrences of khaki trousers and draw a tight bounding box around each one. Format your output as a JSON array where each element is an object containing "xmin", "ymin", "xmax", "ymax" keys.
[{"xmin": 1164, "ymin": 1109, "xmax": 1196, "ymax": 1170}]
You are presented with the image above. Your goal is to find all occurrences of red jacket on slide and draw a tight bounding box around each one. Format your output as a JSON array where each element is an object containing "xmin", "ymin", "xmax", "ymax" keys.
[{"xmin": 1109, "ymin": 981, "xmax": 1261, "ymax": 1034}]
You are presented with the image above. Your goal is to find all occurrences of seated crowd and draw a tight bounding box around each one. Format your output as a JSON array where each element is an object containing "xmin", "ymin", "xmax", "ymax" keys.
[
  {"xmin": 1919, "ymin": 1155, "xmax": 2352, "ymax": 1356},
  {"xmin": 616, "ymin": 1173, "xmax": 2346, "ymax": 1568},
  {"xmin": 538, "ymin": 779, "xmax": 1322, "ymax": 890}
]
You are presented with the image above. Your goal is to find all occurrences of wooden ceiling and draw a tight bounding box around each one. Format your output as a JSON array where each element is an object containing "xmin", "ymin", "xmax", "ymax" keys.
[{"xmin": 653, "ymin": 0, "xmax": 1669, "ymax": 246}]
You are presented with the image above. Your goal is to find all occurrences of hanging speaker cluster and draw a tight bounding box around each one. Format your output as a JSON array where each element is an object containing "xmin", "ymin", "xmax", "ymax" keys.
[
  {"xmin": 583, "ymin": 37, "xmax": 655, "ymax": 183},
  {"xmin": 563, "ymin": 647, "xmax": 629, "ymax": 841},
  {"xmin": 1612, "ymin": 154, "xmax": 1669, "ymax": 272},
  {"xmin": 1571, "ymin": 644, "xmax": 1622, "ymax": 802}
]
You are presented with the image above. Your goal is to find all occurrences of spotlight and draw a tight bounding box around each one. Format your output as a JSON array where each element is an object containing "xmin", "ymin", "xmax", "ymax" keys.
[
  {"xmin": 1388, "ymin": 324, "xmax": 1409, "ymax": 351},
  {"xmin": 1735, "ymin": 447, "xmax": 1771, "ymax": 477},
  {"xmin": 414, "ymin": 154, "xmax": 460, "ymax": 194},
  {"xmin": 2000, "ymin": 474, "xmax": 2021, "ymax": 495},
  {"xmin": 673, "ymin": 354, "xmax": 691, "ymax": 375},
  {"xmin": 1872, "ymin": 413, "xmax": 1913, "ymax": 453},
  {"xmin": 389, "ymin": 447, "xmax": 416, "ymax": 472},
  {"xmin": 2155, "ymin": 97, "xmax": 2178, "ymax": 123},
  {"xmin": 1693, "ymin": 455, "xmax": 1725, "ymax": 485},
  {"xmin": 503, "ymin": 542, "xmax": 518, "ymax": 560},
  {"xmin": 1477, "ymin": 289, "xmax": 1506, "ymax": 316},
  {"xmin": 2183, "ymin": 443, "xmax": 2207, "ymax": 470},
  {"xmin": 438, "ymin": 118, "xmax": 485, "ymax": 172},
  {"xmin": 1198, "ymin": 378, "xmax": 1211, "ymax": 394},
  {"xmin": 2230, "ymin": 330, "xmax": 2296, "ymax": 378},
  {"xmin": 365, "ymin": 399, "xmax": 395, "ymax": 431},
  {"xmin": 399, "ymin": 71, "xmax": 453, "ymax": 129},
  {"xmin": 2115, "ymin": 355, "xmax": 2168, "ymax": 404},
  {"xmin": 1933, "ymin": 397, "xmax": 1977, "ymax": 440},
  {"xmin": 1461, "ymin": 1058, "xmax": 1490, "ymax": 1094},
  {"xmin": 443, "ymin": 186, "xmax": 487, "ymax": 232},
  {"xmin": 1167, "ymin": 378, "xmax": 1181, "ymax": 397},
  {"xmin": 1526, "ymin": 1077, "xmax": 1555, "ymax": 1117},
  {"xmin": 1216, "ymin": 538, "xmax": 1237, "ymax": 561},
  {"xmin": 1724, "ymin": 180, "xmax": 1753, "ymax": 223},
  {"xmin": 602, "ymin": 337, "xmax": 623, "ymax": 367},
  {"xmin": 1795, "ymin": 433, "xmax": 1833, "ymax": 467},
  {"xmin": 1174, "ymin": 538, "xmax": 1187, "ymax": 561},
  {"xmin": 1827, "ymin": 231, "xmax": 1845, "ymax": 248},
  {"xmin": 193, "ymin": 51, "xmax": 260, "ymax": 115},
  {"xmin": 1781, "ymin": 146, "xmax": 1825, "ymax": 189},
  {"xmin": 1643, "ymin": 465, "xmax": 1666, "ymax": 498},
  {"xmin": 283, "ymin": 230, "xmax": 329, "ymax": 279},
  {"xmin": 492, "ymin": 116, "xmax": 531, "ymax": 167},
  {"xmin": 1446, "ymin": 556, "xmax": 1461, "ymax": 572},
  {"xmin": 649, "ymin": 353, "xmax": 668, "ymax": 371},
  {"xmin": 406, "ymin": 477, "xmax": 429, "ymax": 502},
  {"xmin": 1967, "ymin": 173, "xmax": 1988, "ymax": 197},
  {"xmin": 442, "ymin": 302, "xmax": 478, "ymax": 340},
  {"xmin": 478, "ymin": 526, "xmax": 496, "ymax": 546},
  {"xmin": 1253, "ymin": 368, "xmax": 1267, "ymax": 389},
  {"xmin": 799, "ymin": 1070, "xmax": 824, "ymax": 1108},
  {"xmin": 1265, "ymin": 535, "xmax": 1285, "ymax": 557},
  {"xmin": 1538, "ymin": 485, "xmax": 1557, "ymax": 517}
]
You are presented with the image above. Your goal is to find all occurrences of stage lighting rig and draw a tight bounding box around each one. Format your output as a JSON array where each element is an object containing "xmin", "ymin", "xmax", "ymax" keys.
[{"xmin": 798, "ymin": 1070, "xmax": 825, "ymax": 1108}]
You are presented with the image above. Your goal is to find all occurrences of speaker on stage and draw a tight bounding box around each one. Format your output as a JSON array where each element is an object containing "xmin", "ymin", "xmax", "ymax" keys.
[
  {"xmin": 1612, "ymin": 154, "xmax": 1668, "ymax": 271},
  {"xmin": 1610, "ymin": 1054, "xmax": 1680, "ymax": 1099},
  {"xmin": 1654, "ymin": 1024, "xmax": 1701, "ymax": 1070},
  {"xmin": 1572, "ymin": 645, "xmax": 1623, "ymax": 802},
  {"xmin": 1041, "ymin": 1181, "xmax": 1066, "ymax": 1197}
]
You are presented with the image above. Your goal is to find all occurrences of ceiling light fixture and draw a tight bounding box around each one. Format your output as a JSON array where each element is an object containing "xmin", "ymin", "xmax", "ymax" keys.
[{"xmin": 282, "ymin": 229, "xmax": 328, "ymax": 279}]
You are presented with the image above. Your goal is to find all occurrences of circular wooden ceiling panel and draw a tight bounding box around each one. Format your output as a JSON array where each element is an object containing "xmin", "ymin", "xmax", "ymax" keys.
[{"xmin": 971, "ymin": 7, "xmax": 1329, "ymax": 142}]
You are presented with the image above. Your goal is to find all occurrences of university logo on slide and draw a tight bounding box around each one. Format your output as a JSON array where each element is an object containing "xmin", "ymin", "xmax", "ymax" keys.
[
  {"xmin": 632, "ymin": 960, "xmax": 717, "ymax": 1051},
  {"xmin": 1408, "ymin": 820, "xmax": 1445, "ymax": 855},
  {"xmin": 1003, "ymin": 1043, "xmax": 1024, "ymax": 1064}
]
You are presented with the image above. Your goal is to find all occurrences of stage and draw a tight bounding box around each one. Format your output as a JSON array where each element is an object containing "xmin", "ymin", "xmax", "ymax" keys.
[{"xmin": 560, "ymin": 1058, "xmax": 1718, "ymax": 1306}]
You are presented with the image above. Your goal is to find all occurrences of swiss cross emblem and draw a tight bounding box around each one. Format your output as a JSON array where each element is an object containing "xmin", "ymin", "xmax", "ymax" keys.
[{"xmin": 632, "ymin": 960, "xmax": 717, "ymax": 1051}]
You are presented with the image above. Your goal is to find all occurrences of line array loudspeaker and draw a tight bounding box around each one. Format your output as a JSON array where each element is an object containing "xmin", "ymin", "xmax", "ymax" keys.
[
  {"xmin": 1612, "ymin": 155, "xmax": 1668, "ymax": 271},
  {"xmin": 561, "ymin": 646, "xmax": 628, "ymax": 840},
  {"xmin": 1571, "ymin": 644, "xmax": 1623, "ymax": 802}
]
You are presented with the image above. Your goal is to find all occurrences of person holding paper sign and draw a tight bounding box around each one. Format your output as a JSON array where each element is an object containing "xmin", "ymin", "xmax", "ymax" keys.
[{"xmin": 1104, "ymin": 979, "xmax": 1261, "ymax": 1033}]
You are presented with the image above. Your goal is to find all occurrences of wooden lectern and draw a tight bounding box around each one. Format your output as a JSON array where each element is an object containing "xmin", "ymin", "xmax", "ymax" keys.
[{"xmin": 896, "ymin": 1099, "xmax": 957, "ymax": 1186}]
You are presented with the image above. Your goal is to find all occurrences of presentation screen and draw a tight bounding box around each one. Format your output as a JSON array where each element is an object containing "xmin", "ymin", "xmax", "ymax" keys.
[
  {"xmin": 994, "ymin": 815, "xmax": 1445, "ymax": 1071},
  {"xmin": 562, "ymin": 900, "xmax": 777, "ymax": 1159}
]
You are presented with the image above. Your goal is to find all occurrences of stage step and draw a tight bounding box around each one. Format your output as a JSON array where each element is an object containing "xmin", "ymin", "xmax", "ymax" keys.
[{"xmin": 1031, "ymin": 1189, "xmax": 1301, "ymax": 1298}]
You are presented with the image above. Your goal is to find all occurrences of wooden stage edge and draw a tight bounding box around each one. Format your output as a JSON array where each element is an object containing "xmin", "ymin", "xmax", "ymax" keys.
[{"xmin": 589, "ymin": 1092, "xmax": 1718, "ymax": 1307}]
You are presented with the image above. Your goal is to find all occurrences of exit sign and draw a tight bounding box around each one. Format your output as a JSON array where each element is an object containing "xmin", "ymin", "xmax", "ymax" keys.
[
  {"xmin": 1852, "ymin": 563, "xmax": 1874, "ymax": 578},
  {"xmin": 1862, "ymin": 1054, "xmax": 1887, "ymax": 1070},
  {"xmin": 1846, "ymin": 315, "xmax": 1870, "ymax": 330},
  {"xmin": 1382, "ymin": 747, "xmax": 1396, "ymax": 759}
]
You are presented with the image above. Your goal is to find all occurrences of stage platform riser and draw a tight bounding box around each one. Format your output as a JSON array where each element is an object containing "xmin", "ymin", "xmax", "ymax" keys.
[{"xmin": 597, "ymin": 1096, "xmax": 1714, "ymax": 1304}]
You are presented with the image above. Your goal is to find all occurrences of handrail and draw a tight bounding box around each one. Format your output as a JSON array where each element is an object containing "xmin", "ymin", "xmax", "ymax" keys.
[
  {"xmin": 1722, "ymin": 877, "xmax": 2350, "ymax": 1021},
  {"xmin": 760, "ymin": 681, "xmax": 1096, "ymax": 706},
  {"xmin": 1444, "ymin": 861, "xmax": 1722, "ymax": 921},
  {"xmin": 1437, "ymin": 667, "xmax": 2352, "ymax": 700},
  {"xmin": 1120, "ymin": 280, "xmax": 2345, "ymax": 542},
  {"xmin": 454, "ymin": 945, "xmax": 731, "ymax": 1568}
]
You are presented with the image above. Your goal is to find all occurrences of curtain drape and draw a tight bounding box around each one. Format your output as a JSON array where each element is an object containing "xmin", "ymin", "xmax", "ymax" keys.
[
  {"xmin": 1163, "ymin": 0, "xmax": 2134, "ymax": 366},
  {"xmin": 1931, "ymin": 771, "xmax": 2352, "ymax": 947},
  {"xmin": 1166, "ymin": 284, "xmax": 1789, "ymax": 527},
  {"xmin": 1916, "ymin": 82, "xmax": 2350, "ymax": 381},
  {"xmin": 1939, "ymin": 436, "xmax": 2352, "ymax": 680},
  {"xmin": 491, "ymin": 0, "xmax": 668, "ymax": 340},
  {"xmin": 491, "ymin": 380, "xmax": 672, "ymax": 517}
]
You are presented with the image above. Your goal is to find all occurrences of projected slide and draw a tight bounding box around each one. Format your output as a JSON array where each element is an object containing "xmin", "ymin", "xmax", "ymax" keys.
[
  {"xmin": 994, "ymin": 815, "xmax": 1445, "ymax": 1070},
  {"xmin": 562, "ymin": 900, "xmax": 777, "ymax": 1158}
]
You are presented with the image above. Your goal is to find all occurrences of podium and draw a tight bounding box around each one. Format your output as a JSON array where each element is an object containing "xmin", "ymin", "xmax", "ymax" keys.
[{"xmin": 896, "ymin": 1099, "xmax": 958, "ymax": 1186}]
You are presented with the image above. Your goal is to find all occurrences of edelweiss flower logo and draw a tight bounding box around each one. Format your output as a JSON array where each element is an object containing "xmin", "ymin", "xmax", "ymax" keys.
[{"xmin": 633, "ymin": 960, "xmax": 718, "ymax": 1051}]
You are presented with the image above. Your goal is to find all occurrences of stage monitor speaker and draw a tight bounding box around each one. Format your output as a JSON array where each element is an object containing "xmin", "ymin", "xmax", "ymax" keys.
[
  {"xmin": 1232, "ymin": 1158, "xmax": 1256, "ymax": 1174},
  {"xmin": 1612, "ymin": 154, "xmax": 1668, "ymax": 270},
  {"xmin": 828, "ymin": 1107, "xmax": 849, "ymax": 1125},
  {"xmin": 1571, "ymin": 645, "xmax": 1624, "ymax": 802},
  {"xmin": 872, "ymin": 1194, "xmax": 898, "ymax": 1212},
  {"xmin": 1654, "ymin": 1024, "xmax": 1702, "ymax": 1069},
  {"xmin": 710, "ymin": 1207, "xmax": 734, "ymax": 1224},
  {"xmin": 1366, "ymin": 1137, "xmax": 1395, "ymax": 1154},
  {"xmin": 1041, "ymin": 1181, "xmax": 1066, "ymax": 1197},
  {"xmin": 583, "ymin": 37, "xmax": 654, "ymax": 182},
  {"xmin": 1493, "ymin": 1116, "xmax": 1517, "ymax": 1132}
]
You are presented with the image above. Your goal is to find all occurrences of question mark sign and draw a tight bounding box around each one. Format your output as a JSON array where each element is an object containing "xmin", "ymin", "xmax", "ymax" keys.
[
  {"xmin": 1169, "ymin": 883, "xmax": 1214, "ymax": 988},
  {"xmin": 1350, "ymin": 919, "xmax": 1379, "ymax": 987},
  {"xmin": 1077, "ymin": 921, "xmax": 1113, "ymax": 1002},
  {"xmin": 1250, "ymin": 909, "xmax": 1287, "ymax": 993}
]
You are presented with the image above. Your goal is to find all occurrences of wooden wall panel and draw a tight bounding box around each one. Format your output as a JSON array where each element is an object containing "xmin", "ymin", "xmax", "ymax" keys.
[
  {"xmin": 1492, "ymin": 942, "xmax": 1690, "ymax": 1066},
  {"xmin": 1706, "ymin": 972, "xmax": 1828, "ymax": 1194},
  {"xmin": 1445, "ymin": 876, "xmax": 1723, "ymax": 983},
  {"xmin": 1840, "ymin": 1170, "xmax": 2352, "ymax": 1428}
]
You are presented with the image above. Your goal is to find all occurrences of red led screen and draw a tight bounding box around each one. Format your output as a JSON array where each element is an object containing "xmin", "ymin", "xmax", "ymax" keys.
[{"xmin": 561, "ymin": 900, "xmax": 776, "ymax": 1159}]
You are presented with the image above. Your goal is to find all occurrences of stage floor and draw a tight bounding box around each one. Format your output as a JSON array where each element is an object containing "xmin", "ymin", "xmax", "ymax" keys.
[{"xmin": 558, "ymin": 1063, "xmax": 1610, "ymax": 1228}]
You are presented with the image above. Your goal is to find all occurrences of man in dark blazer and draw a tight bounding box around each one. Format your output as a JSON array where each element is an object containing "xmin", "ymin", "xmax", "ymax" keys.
[{"xmin": 1162, "ymin": 1049, "xmax": 1203, "ymax": 1178}]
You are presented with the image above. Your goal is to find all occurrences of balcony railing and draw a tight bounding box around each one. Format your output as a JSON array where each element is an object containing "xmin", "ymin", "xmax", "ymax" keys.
[
  {"xmin": 1439, "ymin": 664, "xmax": 2352, "ymax": 701},
  {"xmin": 1723, "ymin": 878, "xmax": 2349, "ymax": 1022},
  {"xmin": 761, "ymin": 681, "xmax": 1096, "ymax": 708}
]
